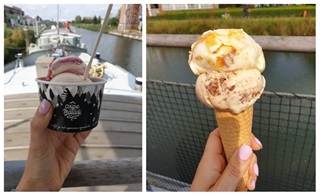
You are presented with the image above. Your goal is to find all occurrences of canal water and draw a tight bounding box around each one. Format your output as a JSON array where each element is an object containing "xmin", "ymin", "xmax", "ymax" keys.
[
  {"xmin": 147, "ymin": 47, "xmax": 315, "ymax": 95},
  {"xmin": 73, "ymin": 26, "xmax": 142, "ymax": 77}
]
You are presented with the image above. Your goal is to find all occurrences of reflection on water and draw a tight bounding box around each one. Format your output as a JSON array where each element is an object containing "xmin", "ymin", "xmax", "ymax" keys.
[
  {"xmin": 147, "ymin": 47, "xmax": 315, "ymax": 94},
  {"xmin": 74, "ymin": 26, "xmax": 142, "ymax": 77}
]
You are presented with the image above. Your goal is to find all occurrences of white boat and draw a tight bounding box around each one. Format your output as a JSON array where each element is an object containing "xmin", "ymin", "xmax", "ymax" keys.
[
  {"xmin": 4, "ymin": 25, "xmax": 142, "ymax": 191},
  {"xmin": 5, "ymin": 24, "xmax": 142, "ymax": 97}
]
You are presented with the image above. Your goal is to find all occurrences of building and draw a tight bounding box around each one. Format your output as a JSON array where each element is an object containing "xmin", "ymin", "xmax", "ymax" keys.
[
  {"xmin": 147, "ymin": 4, "xmax": 219, "ymax": 16},
  {"xmin": 24, "ymin": 15, "xmax": 34, "ymax": 26},
  {"xmin": 118, "ymin": 4, "xmax": 142, "ymax": 32},
  {"xmin": 4, "ymin": 5, "xmax": 24, "ymax": 27}
]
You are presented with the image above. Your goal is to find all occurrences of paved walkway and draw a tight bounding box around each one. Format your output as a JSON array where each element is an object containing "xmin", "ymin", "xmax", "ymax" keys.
[{"xmin": 109, "ymin": 30, "xmax": 142, "ymax": 41}]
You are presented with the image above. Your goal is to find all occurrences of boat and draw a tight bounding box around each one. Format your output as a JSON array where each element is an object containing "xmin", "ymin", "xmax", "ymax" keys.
[{"xmin": 4, "ymin": 22, "xmax": 142, "ymax": 191}]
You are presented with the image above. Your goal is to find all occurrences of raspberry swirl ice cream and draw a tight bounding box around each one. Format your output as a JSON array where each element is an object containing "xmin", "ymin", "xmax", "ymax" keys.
[{"xmin": 44, "ymin": 56, "xmax": 92, "ymax": 83}]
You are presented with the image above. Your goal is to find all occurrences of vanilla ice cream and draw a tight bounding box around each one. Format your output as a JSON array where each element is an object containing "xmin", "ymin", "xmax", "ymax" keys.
[
  {"xmin": 189, "ymin": 29, "xmax": 266, "ymax": 114},
  {"xmin": 50, "ymin": 72, "xmax": 92, "ymax": 83},
  {"xmin": 189, "ymin": 29, "xmax": 265, "ymax": 74}
]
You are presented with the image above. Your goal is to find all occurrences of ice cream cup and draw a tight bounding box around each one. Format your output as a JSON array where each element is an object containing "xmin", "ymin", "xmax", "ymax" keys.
[{"xmin": 35, "ymin": 77, "xmax": 107, "ymax": 132}]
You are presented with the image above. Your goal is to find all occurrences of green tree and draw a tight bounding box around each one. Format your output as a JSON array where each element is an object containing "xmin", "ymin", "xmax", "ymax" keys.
[
  {"xmin": 93, "ymin": 16, "xmax": 98, "ymax": 24},
  {"xmin": 4, "ymin": 27, "xmax": 36, "ymax": 64},
  {"xmin": 108, "ymin": 17, "xmax": 119, "ymax": 26},
  {"xmin": 4, "ymin": 24, "xmax": 12, "ymax": 38},
  {"xmin": 75, "ymin": 15, "xmax": 82, "ymax": 23}
]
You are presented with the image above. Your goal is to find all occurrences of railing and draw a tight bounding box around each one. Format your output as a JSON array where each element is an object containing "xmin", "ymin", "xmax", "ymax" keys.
[
  {"xmin": 146, "ymin": 79, "xmax": 315, "ymax": 191},
  {"xmin": 5, "ymin": 158, "xmax": 142, "ymax": 191},
  {"xmin": 147, "ymin": 35, "xmax": 315, "ymax": 53}
]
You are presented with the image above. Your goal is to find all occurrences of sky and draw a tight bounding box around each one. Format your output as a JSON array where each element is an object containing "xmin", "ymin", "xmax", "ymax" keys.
[{"xmin": 7, "ymin": 4, "xmax": 122, "ymax": 21}]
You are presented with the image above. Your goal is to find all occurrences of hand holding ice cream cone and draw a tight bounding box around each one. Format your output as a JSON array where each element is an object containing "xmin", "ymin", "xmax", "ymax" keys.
[{"xmin": 189, "ymin": 29, "xmax": 266, "ymax": 191}]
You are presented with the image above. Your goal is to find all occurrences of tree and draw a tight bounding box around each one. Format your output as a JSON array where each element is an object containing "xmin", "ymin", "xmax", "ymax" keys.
[
  {"xmin": 75, "ymin": 15, "xmax": 82, "ymax": 23},
  {"xmin": 93, "ymin": 16, "xmax": 98, "ymax": 24},
  {"xmin": 108, "ymin": 17, "xmax": 119, "ymax": 26}
]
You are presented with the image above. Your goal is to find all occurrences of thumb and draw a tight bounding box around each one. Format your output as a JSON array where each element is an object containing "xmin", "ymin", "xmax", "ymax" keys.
[
  {"xmin": 212, "ymin": 144, "xmax": 252, "ymax": 191},
  {"xmin": 30, "ymin": 99, "xmax": 53, "ymax": 140}
]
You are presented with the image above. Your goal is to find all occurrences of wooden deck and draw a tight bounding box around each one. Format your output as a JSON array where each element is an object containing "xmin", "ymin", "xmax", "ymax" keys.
[{"xmin": 4, "ymin": 92, "xmax": 142, "ymax": 191}]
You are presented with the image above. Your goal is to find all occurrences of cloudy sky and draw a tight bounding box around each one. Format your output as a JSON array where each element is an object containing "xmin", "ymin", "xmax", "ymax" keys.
[{"xmin": 8, "ymin": 4, "xmax": 122, "ymax": 21}]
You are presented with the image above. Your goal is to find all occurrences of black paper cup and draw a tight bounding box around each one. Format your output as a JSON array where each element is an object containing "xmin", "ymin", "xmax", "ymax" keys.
[{"xmin": 36, "ymin": 77, "xmax": 107, "ymax": 132}]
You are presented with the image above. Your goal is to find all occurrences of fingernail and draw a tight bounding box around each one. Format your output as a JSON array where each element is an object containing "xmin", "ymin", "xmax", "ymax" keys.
[
  {"xmin": 254, "ymin": 137, "xmax": 263, "ymax": 148},
  {"xmin": 254, "ymin": 163, "xmax": 259, "ymax": 176},
  {"xmin": 39, "ymin": 99, "xmax": 51, "ymax": 115},
  {"xmin": 251, "ymin": 179, "xmax": 256, "ymax": 189},
  {"xmin": 238, "ymin": 144, "xmax": 252, "ymax": 161}
]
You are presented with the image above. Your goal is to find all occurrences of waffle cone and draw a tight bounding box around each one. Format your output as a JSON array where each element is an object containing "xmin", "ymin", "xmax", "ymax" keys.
[{"xmin": 214, "ymin": 105, "xmax": 254, "ymax": 191}]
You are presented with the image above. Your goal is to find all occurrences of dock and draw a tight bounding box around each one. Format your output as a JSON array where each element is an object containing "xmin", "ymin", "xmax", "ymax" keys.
[
  {"xmin": 109, "ymin": 30, "xmax": 142, "ymax": 41},
  {"xmin": 4, "ymin": 92, "xmax": 142, "ymax": 191}
]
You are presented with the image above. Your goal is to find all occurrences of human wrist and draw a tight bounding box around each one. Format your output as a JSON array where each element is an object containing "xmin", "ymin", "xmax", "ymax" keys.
[{"xmin": 16, "ymin": 177, "xmax": 50, "ymax": 191}]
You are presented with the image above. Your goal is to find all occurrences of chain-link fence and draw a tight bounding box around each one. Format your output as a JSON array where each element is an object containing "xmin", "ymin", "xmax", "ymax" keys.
[{"xmin": 147, "ymin": 79, "xmax": 315, "ymax": 191}]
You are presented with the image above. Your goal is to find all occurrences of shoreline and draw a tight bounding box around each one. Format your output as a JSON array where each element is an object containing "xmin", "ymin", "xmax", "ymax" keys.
[
  {"xmin": 147, "ymin": 34, "xmax": 315, "ymax": 53},
  {"xmin": 109, "ymin": 30, "xmax": 142, "ymax": 41}
]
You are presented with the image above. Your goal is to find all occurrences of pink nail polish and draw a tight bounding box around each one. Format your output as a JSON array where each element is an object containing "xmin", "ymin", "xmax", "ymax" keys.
[
  {"xmin": 254, "ymin": 137, "xmax": 263, "ymax": 148},
  {"xmin": 39, "ymin": 99, "xmax": 51, "ymax": 115},
  {"xmin": 254, "ymin": 163, "xmax": 259, "ymax": 176},
  {"xmin": 238, "ymin": 144, "xmax": 252, "ymax": 161},
  {"xmin": 251, "ymin": 180, "xmax": 256, "ymax": 189}
]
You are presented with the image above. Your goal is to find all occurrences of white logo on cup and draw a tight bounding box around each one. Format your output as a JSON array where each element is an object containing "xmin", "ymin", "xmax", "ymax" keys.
[{"xmin": 63, "ymin": 101, "xmax": 82, "ymax": 121}]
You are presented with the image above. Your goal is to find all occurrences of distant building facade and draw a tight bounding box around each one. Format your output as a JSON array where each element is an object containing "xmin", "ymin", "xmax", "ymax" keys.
[
  {"xmin": 24, "ymin": 15, "xmax": 33, "ymax": 26},
  {"xmin": 118, "ymin": 4, "xmax": 142, "ymax": 32},
  {"xmin": 4, "ymin": 5, "xmax": 24, "ymax": 27},
  {"xmin": 147, "ymin": 4, "xmax": 219, "ymax": 16}
]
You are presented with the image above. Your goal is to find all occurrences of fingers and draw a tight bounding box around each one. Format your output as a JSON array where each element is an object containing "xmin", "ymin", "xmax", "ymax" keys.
[
  {"xmin": 190, "ymin": 128, "xmax": 226, "ymax": 191},
  {"xmin": 247, "ymin": 153, "xmax": 259, "ymax": 190},
  {"xmin": 30, "ymin": 99, "xmax": 53, "ymax": 142},
  {"xmin": 251, "ymin": 134, "xmax": 263, "ymax": 151},
  {"xmin": 212, "ymin": 144, "xmax": 253, "ymax": 191},
  {"xmin": 74, "ymin": 130, "xmax": 92, "ymax": 146}
]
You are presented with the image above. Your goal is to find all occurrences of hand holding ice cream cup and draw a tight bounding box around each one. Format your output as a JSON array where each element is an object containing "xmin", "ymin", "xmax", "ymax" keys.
[
  {"xmin": 188, "ymin": 29, "xmax": 266, "ymax": 191},
  {"xmin": 36, "ymin": 56, "xmax": 107, "ymax": 132}
]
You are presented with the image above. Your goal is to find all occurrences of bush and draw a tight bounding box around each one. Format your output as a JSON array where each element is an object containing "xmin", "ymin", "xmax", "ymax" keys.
[
  {"xmin": 147, "ymin": 17, "xmax": 315, "ymax": 36},
  {"xmin": 4, "ymin": 25, "xmax": 36, "ymax": 64}
]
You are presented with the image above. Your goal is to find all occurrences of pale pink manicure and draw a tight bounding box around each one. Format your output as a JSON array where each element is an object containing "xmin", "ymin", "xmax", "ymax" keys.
[
  {"xmin": 238, "ymin": 144, "xmax": 252, "ymax": 161},
  {"xmin": 251, "ymin": 180, "xmax": 256, "ymax": 189},
  {"xmin": 39, "ymin": 99, "xmax": 50, "ymax": 115},
  {"xmin": 254, "ymin": 163, "xmax": 259, "ymax": 176},
  {"xmin": 254, "ymin": 137, "xmax": 263, "ymax": 148}
]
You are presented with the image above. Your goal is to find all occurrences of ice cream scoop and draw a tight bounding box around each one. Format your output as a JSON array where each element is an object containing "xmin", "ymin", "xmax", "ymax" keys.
[
  {"xmin": 189, "ymin": 29, "xmax": 265, "ymax": 114},
  {"xmin": 189, "ymin": 29, "xmax": 265, "ymax": 75},
  {"xmin": 50, "ymin": 72, "xmax": 92, "ymax": 83},
  {"xmin": 188, "ymin": 29, "xmax": 266, "ymax": 191},
  {"xmin": 196, "ymin": 69, "xmax": 265, "ymax": 114},
  {"xmin": 45, "ymin": 56, "xmax": 92, "ymax": 82}
]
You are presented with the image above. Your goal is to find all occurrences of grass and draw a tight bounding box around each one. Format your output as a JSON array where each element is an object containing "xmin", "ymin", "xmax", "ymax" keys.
[
  {"xmin": 73, "ymin": 23, "xmax": 117, "ymax": 33},
  {"xmin": 147, "ymin": 17, "xmax": 315, "ymax": 36}
]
